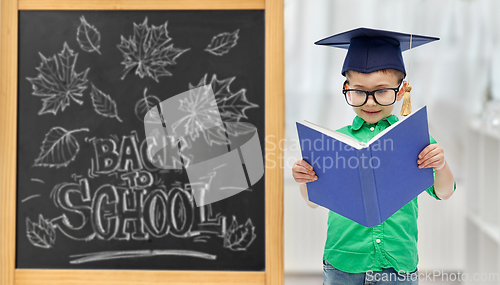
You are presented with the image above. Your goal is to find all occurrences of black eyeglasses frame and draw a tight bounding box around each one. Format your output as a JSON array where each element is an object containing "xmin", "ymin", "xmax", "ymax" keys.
[{"xmin": 342, "ymin": 82, "xmax": 402, "ymax": 107}]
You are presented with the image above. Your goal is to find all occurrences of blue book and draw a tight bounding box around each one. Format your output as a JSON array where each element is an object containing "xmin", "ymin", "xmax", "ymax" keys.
[{"xmin": 296, "ymin": 106, "xmax": 434, "ymax": 227}]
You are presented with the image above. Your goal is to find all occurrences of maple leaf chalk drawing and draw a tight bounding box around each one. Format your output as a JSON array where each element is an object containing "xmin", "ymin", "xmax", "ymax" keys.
[
  {"xmin": 89, "ymin": 84, "xmax": 123, "ymax": 122},
  {"xmin": 26, "ymin": 215, "xmax": 56, "ymax": 249},
  {"xmin": 205, "ymin": 29, "xmax": 239, "ymax": 56},
  {"xmin": 145, "ymin": 84, "xmax": 264, "ymax": 207},
  {"xmin": 171, "ymin": 73, "xmax": 259, "ymax": 146},
  {"xmin": 223, "ymin": 216, "xmax": 256, "ymax": 251},
  {"xmin": 117, "ymin": 17, "xmax": 190, "ymax": 82},
  {"xmin": 77, "ymin": 16, "xmax": 102, "ymax": 55},
  {"xmin": 33, "ymin": 127, "xmax": 89, "ymax": 168},
  {"xmin": 172, "ymin": 82, "xmax": 228, "ymax": 146},
  {"xmin": 27, "ymin": 42, "xmax": 90, "ymax": 115}
]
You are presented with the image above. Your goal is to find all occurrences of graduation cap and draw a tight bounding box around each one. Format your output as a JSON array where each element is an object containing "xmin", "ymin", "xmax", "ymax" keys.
[
  {"xmin": 314, "ymin": 27, "xmax": 439, "ymax": 77},
  {"xmin": 314, "ymin": 27, "xmax": 439, "ymax": 115}
]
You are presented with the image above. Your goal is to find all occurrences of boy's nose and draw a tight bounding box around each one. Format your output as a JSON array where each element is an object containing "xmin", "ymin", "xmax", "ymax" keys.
[{"xmin": 365, "ymin": 95, "xmax": 377, "ymax": 106}]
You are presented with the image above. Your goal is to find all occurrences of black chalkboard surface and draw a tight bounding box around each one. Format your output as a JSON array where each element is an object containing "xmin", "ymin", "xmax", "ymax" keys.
[{"xmin": 17, "ymin": 10, "xmax": 265, "ymax": 271}]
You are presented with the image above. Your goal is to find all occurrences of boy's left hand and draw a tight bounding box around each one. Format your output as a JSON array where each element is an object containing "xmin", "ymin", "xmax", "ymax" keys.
[{"xmin": 418, "ymin": 144, "xmax": 446, "ymax": 171}]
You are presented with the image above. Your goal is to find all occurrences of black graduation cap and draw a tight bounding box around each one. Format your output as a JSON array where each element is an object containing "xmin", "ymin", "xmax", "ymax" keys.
[{"xmin": 314, "ymin": 27, "xmax": 439, "ymax": 77}]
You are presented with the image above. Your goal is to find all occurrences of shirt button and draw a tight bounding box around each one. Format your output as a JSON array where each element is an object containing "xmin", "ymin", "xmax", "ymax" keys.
[
  {"xmin": 376, "ymin": 238, "xmax": 381, "ymax": 243},
  {"xmin": 370, "ymin": 127, "xmax": 375, "ymax": 131}
]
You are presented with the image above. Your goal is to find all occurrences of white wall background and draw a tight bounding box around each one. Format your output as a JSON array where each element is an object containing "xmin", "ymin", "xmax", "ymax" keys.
[{"xmin": 284, "ymin": 0, "xmax": 500, "ymax": 274}]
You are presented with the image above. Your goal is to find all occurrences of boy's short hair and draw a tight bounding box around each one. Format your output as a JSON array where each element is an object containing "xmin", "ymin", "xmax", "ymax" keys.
[{"xmin": 344, "ymin": 69, "xmax": 405, "ymax": 86}]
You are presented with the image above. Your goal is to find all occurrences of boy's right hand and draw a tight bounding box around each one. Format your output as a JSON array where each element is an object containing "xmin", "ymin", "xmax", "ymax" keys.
[{"xmin": 292, "ymin": 159, "xmax": 318, "ymax": 183}]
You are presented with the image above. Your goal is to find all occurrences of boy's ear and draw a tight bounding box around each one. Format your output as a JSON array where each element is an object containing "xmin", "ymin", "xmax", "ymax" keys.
[{"xmin": 396, "ymin": 81, "xmax": 407, "ymax": 101}]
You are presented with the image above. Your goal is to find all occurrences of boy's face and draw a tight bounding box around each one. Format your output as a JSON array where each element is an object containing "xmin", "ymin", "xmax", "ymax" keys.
[{"xmin": 345, "ymin": 70, "xmax": 404, "ymax": 124}]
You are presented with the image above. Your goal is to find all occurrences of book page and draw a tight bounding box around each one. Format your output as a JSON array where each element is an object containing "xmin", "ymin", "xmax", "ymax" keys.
[
  {"xmin": 298, "ymin": 120, "xmax": 365, "ymax": 149},
  {"xmin": 366, "ymin": 106, "xmax": 426, "ymax": 145}
]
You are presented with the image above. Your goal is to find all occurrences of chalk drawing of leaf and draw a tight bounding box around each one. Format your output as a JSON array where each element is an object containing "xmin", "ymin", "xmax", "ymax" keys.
[
  {"xmin": 177, "ymin": 74, "xmax": 258, "ymax": 145},
  {"xmin": 223, "ymin": 216, "xmax": 256, "ymax": 251},
  {"xmin": 135, "ymin": 88, "xmax": 161, "ymax": 123},
  {"xmin": 26, "ymin": 215, "xmax": 56, "ymax": 249},
  {"xmin": 90, "ymin": 84, "xmax": 123, "ymax": 122},
  {"xmin": 191, "ymin": 74, "xmax": 258, "ymax": 123},
  {"xmin": 205, "ymin": 29, "xmax": 239, "ymax": 56},
  {"xmin": 77, "ymin": 15, "xmax": 102, "ymax": 55},
  {"xmin": 218, "ymin": 89, "xmax": 258, "ymax": 122},
  {"xmin": 26, "ymin": 42, "xmax": 90, "ymax": 115},
  {"xmin": 117, "ymin": 17, "xmax": 190, "ymax": 82},
  {"xmin": 34, "ymin": 127, "xmax": 89, "ymax": 168},
  {"xmin": 172, "ymin": 84, "xmax": 226, "ymax": 145}
]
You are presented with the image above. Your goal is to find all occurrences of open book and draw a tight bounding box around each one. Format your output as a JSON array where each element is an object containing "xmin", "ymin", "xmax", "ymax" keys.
[{"xmin": 296, "ymin": 106, "xmax": 434, "ymax": 227}]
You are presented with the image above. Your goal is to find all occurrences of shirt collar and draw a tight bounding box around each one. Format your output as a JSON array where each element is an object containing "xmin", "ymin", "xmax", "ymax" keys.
[{"xmin": 351, "ymin": 114, "xmax": 399, "ymax": 131}]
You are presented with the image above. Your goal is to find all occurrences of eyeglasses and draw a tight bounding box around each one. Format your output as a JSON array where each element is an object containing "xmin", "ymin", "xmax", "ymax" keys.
[{"xmin": 342, "ymin": 83, "xmax": 401, "ymax": 107}]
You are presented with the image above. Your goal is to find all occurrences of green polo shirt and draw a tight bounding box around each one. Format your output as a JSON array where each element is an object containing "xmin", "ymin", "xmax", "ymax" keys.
[{"xmin": 322, "ymin": 114, "xmax": 456, "ymax": 274}]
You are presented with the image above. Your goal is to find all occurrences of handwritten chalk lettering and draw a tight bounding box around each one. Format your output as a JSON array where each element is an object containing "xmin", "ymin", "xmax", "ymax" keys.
[
  {"xmin": 168, "ymin": 187, "xmax": 194, "ymax": 237},
  {"xmin": 115, "ymin": 187, "xmax": 148, "ymax": 240},
  {"xmin": 51, "ymin": 179, "xmax": 96, "ymax": 241},
  {"xmin": 29, "ymin": 128, "xmax": 257, "ymax": 258},
  {"xmin": 91, "ymin": 138, "xmax": 120, "ymax": 173},
  {"xmin": 140, "ymin": 136, "xmax": 164, "ymax": 171},
  {"xmin": 143, "ymin": 189, "xmax": 170, "ymax": 238},
  {"xmin": 120, "ymin": 170, "xmax": 153, "ymax": 189},
  {"xmin": 91, "ymin": 132, "xmax": 143, "ymax": 174},
  {"xmin": 92, "ymin": 131, "xmax": 190, "ymax": 174},
  {"xmin": 53, "ymin": 178, "xmax": 196, "ymax": 241},
  {"xmin": 91, "ymin": 184, "xmax": 120, "ymax": 240}
]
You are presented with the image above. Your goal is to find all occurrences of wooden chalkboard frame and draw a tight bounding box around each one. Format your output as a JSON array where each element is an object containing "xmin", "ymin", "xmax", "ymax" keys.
[{"xmin": 0, "ymin": 0, "xmax": 284, "ymax": 284}]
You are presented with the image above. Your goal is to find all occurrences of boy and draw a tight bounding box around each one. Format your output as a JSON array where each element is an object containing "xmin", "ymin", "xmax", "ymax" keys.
[{"xmin": 291, "ymin": 28, "xmax": 456, "ymax": 284}]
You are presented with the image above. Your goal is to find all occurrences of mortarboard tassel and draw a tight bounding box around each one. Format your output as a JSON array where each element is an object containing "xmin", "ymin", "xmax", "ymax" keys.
[
  {"xmin": 400, "ymin": 34, "xmax": 413, "ymax": 116},
  {"xmin": 400, "ymin": 83, "xmax": 412, "ymax": 116}
]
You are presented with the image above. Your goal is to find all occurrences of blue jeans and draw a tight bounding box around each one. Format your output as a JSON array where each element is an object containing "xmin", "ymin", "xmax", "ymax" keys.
[{"xmin": 323, "ymin": 259, "xmax": 419, "ymax": 285}]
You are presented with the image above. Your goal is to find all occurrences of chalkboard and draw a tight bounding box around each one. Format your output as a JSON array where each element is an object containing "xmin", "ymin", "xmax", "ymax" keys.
[{"xmin": 16, "ymin": 10, "xmax": 265, "ymax": 271}]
